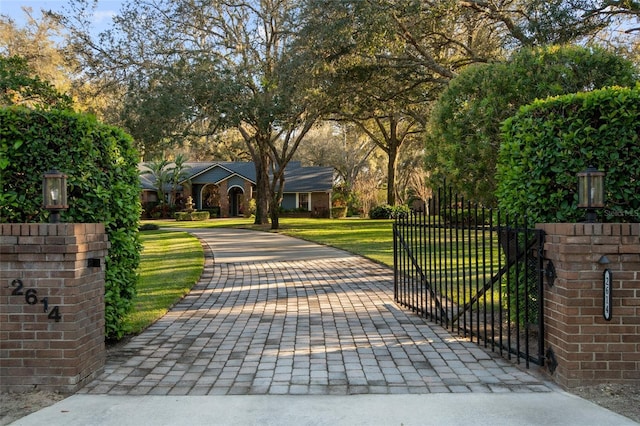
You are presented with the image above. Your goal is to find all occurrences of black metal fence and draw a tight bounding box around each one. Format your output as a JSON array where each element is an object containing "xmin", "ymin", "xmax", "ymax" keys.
[{"xmin": 393, "ymin": 188, "xmax": 545, "ymax": 367}]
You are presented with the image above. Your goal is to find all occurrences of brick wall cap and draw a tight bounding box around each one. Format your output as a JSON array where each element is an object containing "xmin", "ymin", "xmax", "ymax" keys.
[{"xmin": 537, "ymin": 223, "xmax": 639, "ymax": 237}]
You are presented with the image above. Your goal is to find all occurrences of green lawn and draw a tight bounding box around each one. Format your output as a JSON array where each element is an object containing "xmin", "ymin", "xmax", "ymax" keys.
[{"xmin": 124, "ymin": 230, "xmax": 203, "ymax": 335}]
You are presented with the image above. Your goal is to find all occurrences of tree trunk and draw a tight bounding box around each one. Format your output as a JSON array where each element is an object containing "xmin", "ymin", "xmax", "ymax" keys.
[
  {"xmin": 269, "ymin": 206, "xmax": 280, "ymax": 229},
  {"xmin": 269, "ymin": 173, "xmax": 285, "ymax": 230},
  {"xmin": 387, "ymin": 143, "xmax": 398, "ymax": 206},
  {"xmin": 253, "ymin": 155, "xmax": 270, "ymax": 225},
  {"xmin": 241, "ymin": 130, "xmax": 271, "ymax": 226}
]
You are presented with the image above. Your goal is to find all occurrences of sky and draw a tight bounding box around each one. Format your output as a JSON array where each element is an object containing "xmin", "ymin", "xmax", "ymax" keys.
[{"xmin": 0, "ymin": 0, "xmax": 122, "ymax": 34}]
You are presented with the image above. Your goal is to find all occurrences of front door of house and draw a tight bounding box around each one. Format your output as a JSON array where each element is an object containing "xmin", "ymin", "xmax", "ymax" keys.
[{"xmin": 229, "ymin": 187, "xmax": 244, "ymax": 216}]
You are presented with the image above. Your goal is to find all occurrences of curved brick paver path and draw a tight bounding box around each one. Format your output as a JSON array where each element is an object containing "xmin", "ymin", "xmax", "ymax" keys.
[{"xmin": 81, "ymin": 228, "xmax": 554, "ymax": 396}]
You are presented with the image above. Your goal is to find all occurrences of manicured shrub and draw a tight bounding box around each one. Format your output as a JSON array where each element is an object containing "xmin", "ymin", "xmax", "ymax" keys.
[
  {"xmin": 175, "ymin": 211, "xmax": 210, "ymax": 221},
  {"xmin": 497, "ymin": 85, "xmax": 640, "ymax": 326},
  {"xmin": 369, "ymin": 204, "xmax": 394, "ymax": 219},
  {"xmin": 0, "ymin": 106, "xmax": 142, "ymax": 340},
  {"xmin": 391, "ymin": 205, "xmax": 411, "ymax": 218},
  {"xmin": 202, "ymin": 207, "xmax": 221, "ymax": 218},
  {"xmin": 497, "ymin": 85, "xmax": 640, "ymax": 226},
  {"xmin": 139, "ymin": 223, "xmax": 160, "ymax": 231},
  {"xmin": 369, "ymin": 204, "xmax": 410, "ymax": 219}
]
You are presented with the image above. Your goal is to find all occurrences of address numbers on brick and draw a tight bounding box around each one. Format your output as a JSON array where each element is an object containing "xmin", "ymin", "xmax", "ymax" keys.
[{"xmin": 10, "ymin": 279, "xmax": 62, "ymax": 322}]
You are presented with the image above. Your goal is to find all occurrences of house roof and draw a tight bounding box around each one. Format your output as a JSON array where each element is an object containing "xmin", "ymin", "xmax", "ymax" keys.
[{"xmin": 139, "ymin": 161, "xmax": 333, "ymax": 193}]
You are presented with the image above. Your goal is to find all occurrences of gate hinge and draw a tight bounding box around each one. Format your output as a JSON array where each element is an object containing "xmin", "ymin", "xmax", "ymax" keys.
[{"xmin": 544, "ymin": 260, "xmax": 556, "ymax": 287}]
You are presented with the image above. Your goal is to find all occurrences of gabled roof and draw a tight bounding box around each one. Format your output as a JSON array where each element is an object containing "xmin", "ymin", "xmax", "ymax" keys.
[
  {"xmin": 186, "ymin": 162, "xmax": 256, "ymax": 184},
  {"xmin": 139, "ymin": 161, "xmax": 333, "ymax": 193}
]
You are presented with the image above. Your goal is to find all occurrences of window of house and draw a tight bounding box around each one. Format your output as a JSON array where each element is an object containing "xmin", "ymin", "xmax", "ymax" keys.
[{"xmin": 299, "ymin": 193, "xmax": 309, "ymax": 210}]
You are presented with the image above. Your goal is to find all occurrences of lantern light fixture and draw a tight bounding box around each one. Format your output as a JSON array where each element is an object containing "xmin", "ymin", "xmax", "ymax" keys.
[
  {"xmin": 577, "ymin": 166, "xmax": 605, "ymax": 223},
  {"xmin": 43, "ymin": 169, "xmax": 68, "ymax": 223}
]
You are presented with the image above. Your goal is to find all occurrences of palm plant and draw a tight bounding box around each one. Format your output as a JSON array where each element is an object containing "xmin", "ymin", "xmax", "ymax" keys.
[{"xmin": 142, "ymin": 159, "xmax": 171, "ymax": 206}]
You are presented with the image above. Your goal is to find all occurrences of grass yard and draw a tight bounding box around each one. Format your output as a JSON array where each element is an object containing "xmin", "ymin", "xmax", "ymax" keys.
[
  {"xmin": 124, "ymin": 230, "xmax": 204, "ymax": 335},
  {"xmin": 275, "ymin": 218, "xmax": 395, "ymax": 266}
]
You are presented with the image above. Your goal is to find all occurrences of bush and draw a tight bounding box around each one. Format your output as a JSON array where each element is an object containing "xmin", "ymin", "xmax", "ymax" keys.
[
  {"xmin": 497, "ymin": 85, "xmax": 640, "ymax": 226},
  {"xmin": 331, "ymin": 206, "xmax": 347, "ymax": 218},
  {"xmin": 369, "ymin": 204, "xmax": 394, "ymax": 219},
  {"xmin": 391, "ymin": 205, "xmax": 410, "ymax": 219},
  {"xmin": 149, "ymin": 203, "xmax": 176, "ymax": 219},
  {"xmin": 141, "ymin": 201, "xmax": 158, "ymax": 219},
  {"xmin": 202, "ymin": 207, "xmax": 221, "ymax": 218},
  {"xmin": 175, "ymin": 211, "xmax": 210, "ymax": 221},
  {"xmin": 0, "ymin": 106, "xmax": 141, "ymax": 340},
  {"xmin": 369, "ymin": 204, "xmax": 410, "ymax": 219},
  {"xmin": 498, "ymin": 85, "xmax": 640, "ymax": 327},
  {"xmin": 139, "ymin": 223, "xmax": 160, "ymax": 231}
]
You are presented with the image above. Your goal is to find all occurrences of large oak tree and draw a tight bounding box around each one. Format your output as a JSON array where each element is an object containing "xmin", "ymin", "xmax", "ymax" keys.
[
  {"xmin": 298, "ymin": 0, "xmax": 632, "ymax": 205},
  {"xmin": 57, "ymin": 0, "xmax": 322, "ymax": 228}
]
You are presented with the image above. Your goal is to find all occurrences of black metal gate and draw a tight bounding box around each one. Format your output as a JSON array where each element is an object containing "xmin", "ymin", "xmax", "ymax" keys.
[{"xmin": 393, "ymin": 188, "xmax": 545, "ymax": 367}]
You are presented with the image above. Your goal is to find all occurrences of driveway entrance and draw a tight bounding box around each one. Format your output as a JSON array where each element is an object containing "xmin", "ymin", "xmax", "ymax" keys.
[{"xmin": 81, "ymin": 229, "xmax": 554, "ymax": 396}]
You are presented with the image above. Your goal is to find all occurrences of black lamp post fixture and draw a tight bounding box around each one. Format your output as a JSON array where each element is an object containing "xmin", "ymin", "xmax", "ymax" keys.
[
  {"xmin": 43, "ymin": 170, "xmax": 68, "ymax": 223},
  {"xmin": 577, "ymin": 166, "xmax": 605, "ymax": 223}
]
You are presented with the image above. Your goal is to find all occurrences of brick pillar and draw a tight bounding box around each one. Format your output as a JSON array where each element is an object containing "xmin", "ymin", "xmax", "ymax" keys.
[
  {"xmin": 537, "ymin": 223, "xmax": 640, "ymax": 388},
  {"xmin": 219, "ymin": 180, "xmax": 229, "ymax": 217},
  {"xmin": 0, "ymin": 223, "xmax": 108, "ymax": 393}
]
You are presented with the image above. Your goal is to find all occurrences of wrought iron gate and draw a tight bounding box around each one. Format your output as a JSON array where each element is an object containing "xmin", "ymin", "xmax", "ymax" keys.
[{"xmin": 393, "ymin": 188, "xmax": 545, "ymax": 367}]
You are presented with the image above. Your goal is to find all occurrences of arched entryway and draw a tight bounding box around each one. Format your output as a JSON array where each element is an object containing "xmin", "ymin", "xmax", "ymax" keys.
[
  {"xmin": 201, "ymin": 184, "xmax": 221, "ymax": 217},
  {"xmin": 229, "ymin": 186, "xmax": 244, "ymax": 217}
]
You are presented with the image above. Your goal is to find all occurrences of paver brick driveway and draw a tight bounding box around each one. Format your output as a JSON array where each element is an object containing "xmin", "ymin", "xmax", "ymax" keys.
[{"xmin": 81, "ymin": 229, "xmax": 554, "ymax": 396}]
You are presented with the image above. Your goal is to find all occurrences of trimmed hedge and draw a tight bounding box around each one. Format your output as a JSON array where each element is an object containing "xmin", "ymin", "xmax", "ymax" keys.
[
  {"xmin": 175, "ymin": 211, "xmax": 210, "ymax": 221},
  {"xmin": 0, "ymin": 106, "xmax": 142, "ymax": 340},
  {"xmin": 140, "ymin": 223, "xmax": 160, "ymax": 231},
  {"xmin": 497, "ymin": 85, "xmax": 640, "ymax": 226},
  {"xmin": 369, "ymin": 204, "xmax": 410, "ymax": 219},
  {"xmin": 426, "ymin": 45, "xmax": 638, "ymax": 206}
]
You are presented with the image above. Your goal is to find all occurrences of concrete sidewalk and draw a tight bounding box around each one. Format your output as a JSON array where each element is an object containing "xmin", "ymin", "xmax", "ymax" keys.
[
  {"xmin": 13, "ymin": 393, "xmax": 637, "ymax": 425},
  {"xmin": 14, "ymin": 228, "xmax": 638, "ymax": 425}
]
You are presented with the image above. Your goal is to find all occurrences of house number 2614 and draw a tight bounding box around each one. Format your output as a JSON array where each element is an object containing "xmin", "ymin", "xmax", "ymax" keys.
[{"xmin": 10, "ymin": 279, "xmax": 62, "ymax": 322}]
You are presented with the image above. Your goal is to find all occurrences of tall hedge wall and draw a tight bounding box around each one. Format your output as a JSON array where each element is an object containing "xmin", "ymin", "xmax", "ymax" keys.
[
  {"xmin": 426, "ymin": 45, "xmax": 637, "ymax": 206},
  {"xmin": 497, "ymin": 85, "xmax": 640, "ymax": 225},
  {"xmin": 0, "ymin": 106, "xmax": 142, "ymax": 340}
]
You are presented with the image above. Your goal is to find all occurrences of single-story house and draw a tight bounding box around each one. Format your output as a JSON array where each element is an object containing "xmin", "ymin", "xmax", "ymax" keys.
[{"xmin": 140, "ymin": 161, "xmax": 334, "ymax": 218}]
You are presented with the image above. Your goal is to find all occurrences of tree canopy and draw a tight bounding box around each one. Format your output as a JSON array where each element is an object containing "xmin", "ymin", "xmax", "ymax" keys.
[
  {"xmin": 0, "ymin": 8, "xmax": 71, "ymax": 93},
  {"xmin": 58, "ymin": 0, "xmax": 324, "ymax": 228},
  {"xmin": 0, "ymin": 8, "xmax": 123, "ymax": 118},
  {"xmin": 0, "ymin": 55, "xmax": 72, "ymax": 110},
  {"xmin": 293, "ymin": 0, "xmax": 630, "ymax": 206},
  {"xmin": 43, "ymin": 0, "xmax": 640, "ymax": 215}
]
